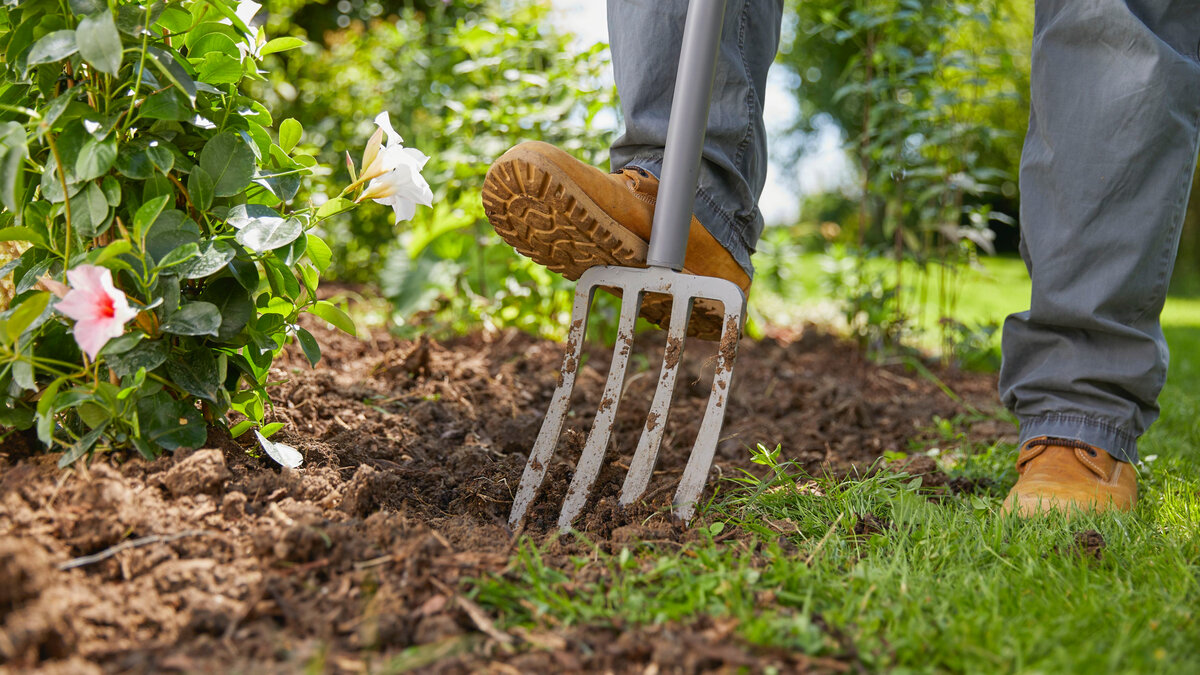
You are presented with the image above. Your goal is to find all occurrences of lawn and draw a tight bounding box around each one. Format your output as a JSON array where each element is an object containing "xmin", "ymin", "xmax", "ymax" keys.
[{"xmin": 466, "ymin": 256, "xmax": 1200, "ymax": 673}]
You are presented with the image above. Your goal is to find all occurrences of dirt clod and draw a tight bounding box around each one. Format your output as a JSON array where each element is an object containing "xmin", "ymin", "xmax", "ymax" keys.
[
  {"xmin": 1070, "ymin": 529, "xmax": 1107, "ymax": 561},
  {"xmin": 163, "ymin": 448, "xmax": 230, "ymax": 497}
]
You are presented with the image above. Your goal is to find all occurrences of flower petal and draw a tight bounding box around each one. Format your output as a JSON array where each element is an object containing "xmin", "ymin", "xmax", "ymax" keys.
[
  {"xmin": 72, "ymin": 317, "xmax": 127, "ymax": 360},
  {"xmin": 373, "ymin": 111, "xmax": 403, "ymax": 147},
  {"xmin": 360, "ymin": 127, "xmax": 385, "ymax": 177}
]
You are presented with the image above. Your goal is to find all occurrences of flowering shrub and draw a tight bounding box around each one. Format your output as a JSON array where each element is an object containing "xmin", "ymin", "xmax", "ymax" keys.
[{"xmin": 0, "ymin": 0, "xmax": 428, "ymax": 464}]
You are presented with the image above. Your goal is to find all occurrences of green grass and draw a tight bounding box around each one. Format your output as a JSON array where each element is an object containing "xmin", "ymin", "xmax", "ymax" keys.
[{"xmin": 461, "ymin": 258, "xmax": 1200, "ymax": 673}]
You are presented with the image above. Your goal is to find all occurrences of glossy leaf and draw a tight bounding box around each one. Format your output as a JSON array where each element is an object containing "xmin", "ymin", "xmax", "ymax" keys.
[{"xmin": 76, "ymin": 11, "xmax": 123, "ymax": 75}]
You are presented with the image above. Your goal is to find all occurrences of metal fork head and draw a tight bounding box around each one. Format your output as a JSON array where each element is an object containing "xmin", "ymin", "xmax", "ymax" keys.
[{"xmin": 507, "ymin": 264, "xmax": 746, "ymax": 533}]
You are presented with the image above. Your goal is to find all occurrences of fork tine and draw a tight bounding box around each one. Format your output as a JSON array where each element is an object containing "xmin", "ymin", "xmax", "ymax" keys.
[
  {"xmin": 507, "ymin": 279, "xmax": 596, "ymax": 530},
  {"xmin": 619, "ymin": 294, "xmax": 692, "ymax": 506},
  {"xmin": 672, "ymin": 308, "xmax": 742, "ymax": 522},
  {"xmin": 556, "ymin": 291, "xmax": 642, "ymax": 531}
]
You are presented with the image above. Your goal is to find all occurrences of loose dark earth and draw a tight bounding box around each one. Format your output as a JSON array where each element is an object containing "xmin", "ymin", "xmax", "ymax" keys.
[{"xmin": 0, "ymin": 318, "xmax": 1007, "ymax": 673}]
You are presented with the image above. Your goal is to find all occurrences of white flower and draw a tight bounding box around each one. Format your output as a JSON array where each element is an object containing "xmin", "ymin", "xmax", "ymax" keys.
[
  {"xmin": 220, "ymin": 1, "xmax": 262, "ymax": 58},
  {"xmin": 235, "ymin": 0, "xmax": 262, "ymax": 27},
  {"xmin": 355, "ymin": 111, "xmax": 433, "ymax": 223}
]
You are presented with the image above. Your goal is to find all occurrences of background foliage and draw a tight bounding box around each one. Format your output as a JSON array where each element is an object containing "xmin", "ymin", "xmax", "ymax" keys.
[
  {"xmin": 0, "ymin": 0, "xmax": 372, "ymax": 462},
  {"xmin": 251, "ymin": 0, "xmax": 616, "ymax": 338},
  {"xmin": 768, "ymin": 0, "xmax": 1033, "ymax": 362}
]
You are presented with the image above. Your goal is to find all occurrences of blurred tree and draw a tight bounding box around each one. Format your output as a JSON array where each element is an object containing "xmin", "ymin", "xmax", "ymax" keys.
[
  {"xmin": 773, "ymin": 0, "xmax": 1033, "ymax": 358},
  {"xmin": 251, "ymin": 0, "xmax": 616, "ymax": 337}
]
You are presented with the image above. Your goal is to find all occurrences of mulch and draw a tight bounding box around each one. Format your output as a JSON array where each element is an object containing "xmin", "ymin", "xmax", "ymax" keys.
[{"xmin": 0, "ymin": 316, "xmax": 1010, "ymax": 673}]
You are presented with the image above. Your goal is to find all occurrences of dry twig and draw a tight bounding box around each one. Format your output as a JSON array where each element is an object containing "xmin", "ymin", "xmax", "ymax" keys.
[{"xmin": 57, "ymin": 529, "xmax": 218, "ymax": 570}]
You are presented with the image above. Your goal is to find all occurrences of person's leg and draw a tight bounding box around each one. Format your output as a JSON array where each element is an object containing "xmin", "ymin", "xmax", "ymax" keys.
[
  {"xmin": 482, "ymin": 0, "xmax": 782, "ymax": 339},
  {"xmin": 607, "ymin": 0, "xmax": 784, "ymax": 279},
  {"xmin": 1000, "ymin": 0, "xmax": 1200, "ymax": 510}
]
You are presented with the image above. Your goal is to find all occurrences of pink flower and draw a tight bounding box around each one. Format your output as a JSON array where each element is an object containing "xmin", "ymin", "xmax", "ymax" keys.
[{"xmin": 55, "ymin": 265, "xmax": 138, "ymax": 360}]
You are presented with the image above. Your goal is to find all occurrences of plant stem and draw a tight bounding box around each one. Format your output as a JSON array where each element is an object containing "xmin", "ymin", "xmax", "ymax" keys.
[
  {"xmin": 45, "ymin": 133, "xmax": 72, "ymax": 263},
  {"xmin": 120, "ymin": 5, "xmax": 153, "ymax": 136}
]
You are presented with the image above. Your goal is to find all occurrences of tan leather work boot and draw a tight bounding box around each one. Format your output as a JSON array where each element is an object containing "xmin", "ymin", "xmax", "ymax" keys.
[
  {"xmin": 1001, "ymin": 437, "xmax": 1138, "ymax": 516},
  {"xmin": 481, "ymin": 141, "xmax": 750, "ymax": 340}
]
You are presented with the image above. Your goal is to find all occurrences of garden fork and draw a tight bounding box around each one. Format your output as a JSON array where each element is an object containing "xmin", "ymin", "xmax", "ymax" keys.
[{"xmin": 508, "ymin": 0, "xmax": 745, "ymax": 532}]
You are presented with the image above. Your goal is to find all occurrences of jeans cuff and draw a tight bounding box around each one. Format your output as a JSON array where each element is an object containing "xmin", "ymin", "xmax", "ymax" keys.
[
  {"xmin": 1018, "ymin": 413, "xmax": 1140, "ymax": 463},
  {"xmin": 622, "ymin": 157, "xmax": 756, "ymax": 279}
]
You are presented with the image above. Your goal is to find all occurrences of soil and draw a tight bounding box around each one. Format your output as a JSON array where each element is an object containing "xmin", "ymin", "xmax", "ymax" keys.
[{"xmin": 0, "ymin": 317, "xmax": 1011, "ymax": 674}]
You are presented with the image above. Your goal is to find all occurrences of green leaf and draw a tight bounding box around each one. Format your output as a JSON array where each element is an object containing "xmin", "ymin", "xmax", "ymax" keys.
[
  {"xmin": 156, "ymin": 242, "xmax": 200, "ymax": 271},
  {"xmin": 178, "ymin": 239, "xmax": 235, "ymax": 279},
  {"xmin": 198, "ymin": 132, "xmax": 255, "ymax": 197},
  {"xmin": 75, "ymin": 399, "xmax": 110, "ymax": 427},
  {"xmin": 36, "ymin": 376, "xmax": 68, "ymax": 444},
  {"xmin": 57, "ymin": 422, "xmax": 110, "ymax": 468},
  {"xmin": 228, "ymin": 256, "xmax": 260, "ymax": 291},
  {"xmin": 142, "ymin": 172, "xmax": 173, "ymax": 203},
  {"xmin": 74, "ymin": 136, "xmax": 117, "ymax": 181},
  {"xmin": 161, "ymin": 301, "xmax": 221, "ymax": 336},
  {"xmin": 186, "ymin": 164, "xmax": 214, "ymax": 210},
  {"xmin": 0, "ymin": 122, "xmax": 28, "ymax": 215},
  {"xmin": 278, "ymin": 118, "xmax": 302, "ymax": 153},
  {"xmin": 140, "ymin": 89, "xmax": 193, "ymax": 121},
  {"xmin": 298, "ymin": 263, "xmax": 319, "ymax": 300},
  {"xmin": 200, "ymin": 277, "xmax": 253, "ymax": 342},
  {"xmin": 132, "ymin": 194, "xmax": 171, "ymax": 242},
  {"xmin": 189, "ymin": 30, "xmax": 239, "ymax": 59},
  {"xmin": 27, "ymin": 30, "xmax": 78, "ymax": 66},
  {"xmin": 72, "ymin": 181, "xmax": 111, "ymax": 238},
  {"xmin": 0, "ymin": 226, "xmax": 45, "ymax": 247},
  {"xmin": 137, "ymin": 391, "xmax": 206, "ymax": 451},
  {"xmin": 185, "ymin": 22, "xmax": 241, "ymax": 50},
  {"xmin": 279, "ymin": 231, "xmax": 307, "ymax": 266},
  {"xmin": 305, "ymin": 234, "xmax": 333, "ymax": 272},
  {"xmin": 0, "ymin": 404, "xmax": 35, "ymax": 430},
  {"xmin": 6, "ymin": 291, "xmax": 49, "ymax": 344},
  {"xmin": 165, "ymin": 352, "xmax": 220, "ymax": 403},
  {"xmin": 262, "ymin": 255, "xmax": 301, "ymax": 300},
  {"xmin": 314, "ymin": 196, "xmax": 352, "ymax": 221},
  {"xmin": 229, "ymin": 419, "xmax": 255, "ymax": 438},
  {"xmin": 98, "ymin": 331, "xmax": 143, "ymax": 357},
  {"xmin": 256, "ymin": 422, "xmax": 282, "ymax": 438},
  {"xmin": 309, "ymin": 301, "xmax": 356, "ymax": 336},
  {"xmin": 145, "ymin": 142, "xmax": 174, "ymax": 174},
  {"xmin": 236, "ymin": 216, "xmax": 303, "ymax": 253},
  {"xmin": 252, "ymin": 169, "xmax": 301, "ymax": 204},
  {"xmin": 108, "ymin": 339, "xmax": 168, "ymax": 378},
  {"xmin": 143, "ymin": 210, "xmax": 200, "ymax": 263},
  {"xmin": 260, "ymin": 36, "xmax": 305, "ymax": 56},
  {"xmin": 148, "ymin": 46, "xmax": 197, "ymax": 101},
  {"xmin": 295, "ymin": 326, "xmax": 320, "ymax": 367},
  {"xmin": 100, "ymin": 175, "xmax": 121, "ymax": 206},
  {"xmin": 89, "ymin": 239, "xmax": 132, "ymax": 266},
  {"xmin": 119, "ymin": 2, "xmax": 166, "ymax": 34},
  {"xmin": 196, "ymin": 51, "xmax": 242, "ymax": 85},
  {"xmin": 76, "ymin": 11, "xmax": 123, "ymax": 75},
  {"xmin": 35, "ymin": 89, "xmax": 78, "ymax": 141}
]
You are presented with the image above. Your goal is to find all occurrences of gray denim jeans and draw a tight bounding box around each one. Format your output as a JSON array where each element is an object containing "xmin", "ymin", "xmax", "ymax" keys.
[
  {"xmin": 999, "ymin": 0, "xmax": 1200, "ymax": 464},
  {"xmin": 607, "ymin": 0, "xmax": 784, "ymax": 279},
  {"xmin": 609, "ymin": 0, "xmax": 1200, "ymax": 464}
]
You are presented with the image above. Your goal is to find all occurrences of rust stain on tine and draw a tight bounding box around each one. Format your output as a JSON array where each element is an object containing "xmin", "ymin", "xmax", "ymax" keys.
[
  {"xmin": 556, "ymin": 291, "xmax": 642, "ymax": 531},
  {"xmin": 506, "ymin": 266, "xmax": 746, "ymax": 532},
  {"xmin": 506, "ymin": 272, "xmax": 600, "ymax": 530},
  {"xmin": 672, "ymin": 306, "xmax": 743, "ymax": 522},
  {"xmin": 619, "ymin": 292, "xmax": 692, "ymax": 506}
]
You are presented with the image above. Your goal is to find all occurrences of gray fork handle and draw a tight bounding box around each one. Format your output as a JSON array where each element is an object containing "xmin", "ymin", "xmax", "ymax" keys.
[{"xmin": 645, "ymin": 0, "xmax": 727, "ymax": 271}]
